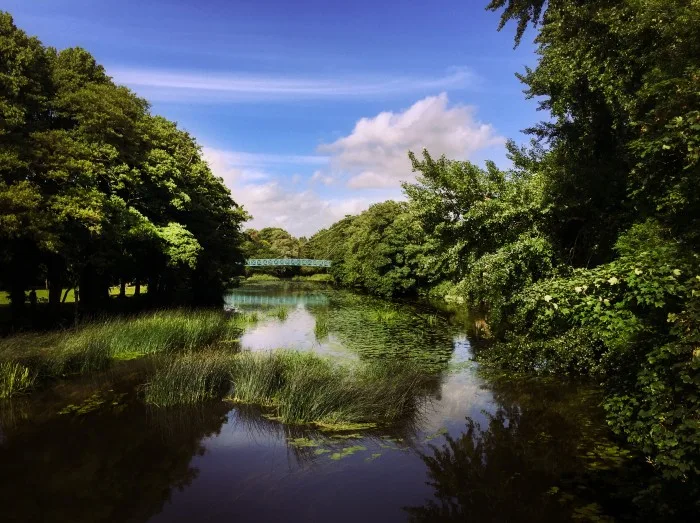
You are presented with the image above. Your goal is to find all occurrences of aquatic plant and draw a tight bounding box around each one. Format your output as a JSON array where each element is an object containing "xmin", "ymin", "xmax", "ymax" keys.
[
  {"xmin": 0, "ymin": 310, "xmax": 243, "ymax": 388},
  {"xmin": 145, "ymin": 349, "xmax": 435, "ymax": 426},
  {"xmin": 292, "ymin": 274, "xmax": 334, "ymax": 283},
  {"xmin": 144, "ymin": 351, "xmax": 235, "ymax": 407},
  {"xmin": 245, "ymin": 274, "xmax": 281, "ymax": 282},
  {"xmin": 0, "ymin": 362, "xmax": 35, "ymax": 398},
  {"xmin": 270, "ymin": 306, "xmax": 290, "ymax": 321},
  {"xmin": 313, "ymin": 315, "xmax": 329, "ymax": 341},
  {"xmin": 227, "ymin": 351, "xmax": 434, "ymax": 426},
  {"xmin": 364, "ymin": 306, "xmax": 399, "ymax": 325}
]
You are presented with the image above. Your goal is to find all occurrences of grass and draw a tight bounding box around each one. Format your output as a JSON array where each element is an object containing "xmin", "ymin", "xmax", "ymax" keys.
[
  {"xmin": 0, "ymin": 310, "xmax": 242, "ymax": 388},
  {"xmin": 143, "ymin": 349, "xmax": 435, "ymax": 427},
  {"xmin": 269, "ymin": 306, "xmax": 289, "ymax": 321},
  {"xmin": 144, "ymin": 351, "xmax": 235, "ymax": 407},
  {"xmin": 314, "ymin": 315, "xmax": 329, "ymax": 341},
  {"xmin": 0, "ymin": 362, "xmax": 35, "ymax": 398},
  {"xmin": 292, "ymin": 274, "xmax": 334, "ymax": 283},
  {"xmin": 245, "ymin": 274, "xmax": 281, "ymax": 282},
  {"xmin": 232, "ymin": 351, "xmax": 433, "ymax": 425},
  {"xmin": 0, "ymin": 286, "xmax": 146, "ymax": 305},
  {"xmin": 364, "ymin": 306, "xmax": 400, "ymax": 325}
]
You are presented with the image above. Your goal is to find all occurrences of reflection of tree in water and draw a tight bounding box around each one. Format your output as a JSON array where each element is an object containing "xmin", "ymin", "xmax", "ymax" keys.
[
  {"xmin": 0, "ymin": 400, "xmax": 231, "ymax": 523},
  {"xmin": 232, "ymin": 402, "xmax": 425, "ymax": 467},
  {"xmin": 406, "ymin": 379, "xmax": 641, "ymax": 522}
]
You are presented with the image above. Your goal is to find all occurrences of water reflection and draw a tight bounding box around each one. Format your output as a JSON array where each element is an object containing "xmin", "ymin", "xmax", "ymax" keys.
[
  {"xmin": 0, "ymin": 282, "xmax": 650, "ymax": 522},
  {"xmin": 229, "ymin": 282, "xmax": 457, "ymax": 367},
  {"xmin": 406, "ymin": 379, "xmax": 629, "ymax": 522},
  {"xmin": 0, "ymin": 400, "xmax": 231, "ymax": 523}
]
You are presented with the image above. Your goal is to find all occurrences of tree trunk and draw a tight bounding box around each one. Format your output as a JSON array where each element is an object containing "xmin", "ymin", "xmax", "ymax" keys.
[
  {"xmin": 47, "ymin": 255, "xmax": 65, "ymax": 315},
  {"xmin": 134, "ymin": 282, "xmax": 141, "ymax": 296},
  {"xmin": 119, "ymin": 280, "xmax": 126, "ymax": 299}
]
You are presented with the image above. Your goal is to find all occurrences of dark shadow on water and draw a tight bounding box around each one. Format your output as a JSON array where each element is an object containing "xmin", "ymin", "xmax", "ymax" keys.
[
  {"xmin": 0, "ymin": 398, "xmax": 231, "ymax": 523},
  {"xmin": 405, "ymin": 377, "xmax": 698, "ymax": 522}
]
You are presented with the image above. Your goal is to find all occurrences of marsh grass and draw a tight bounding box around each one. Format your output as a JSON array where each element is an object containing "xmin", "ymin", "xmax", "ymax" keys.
[
  {"xmin": 144, "ymin": 349, "xmax": 434, "ymax": 427},
  {"xmin": 314, "ymin": 315, "xmax": 329, "ymax": 341},
  {"xmin": 227, "ymin": 351, "xmax": 433, "ymax": 426},
  {"xmin": 364, "ymin": 306, "xmax": 400, "ymax": 325},
  {"xmin": 144, "ymin": 351, "xmax": 235, "ymax": 406},
  {"xmin": 0, "ymin": 362, "xmax": 35, "ymax": 398},
  {"xmin": 292, "ymin": 274, "xmax": 333, "ymax": 283},
  {"xmin": 270, "ymin": 306, "xmax": 290, "ymax": 321},
  {"xmin": 0, "ymin": 310, "xmax": 242, "ymax": 389},
  {"xmin": 245, "ymin": 274, "xmax": 280, "ymax": 282}
]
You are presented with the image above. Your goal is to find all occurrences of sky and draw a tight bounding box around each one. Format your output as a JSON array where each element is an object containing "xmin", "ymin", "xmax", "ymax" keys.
[{"xmin": 4, "ymin": 0, "xmax": 540, "ymax": 237}]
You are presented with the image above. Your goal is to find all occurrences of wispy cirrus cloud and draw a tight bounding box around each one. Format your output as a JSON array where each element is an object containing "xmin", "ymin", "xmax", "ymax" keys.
[{"xmin": 110, "ymin": 67, "xmax": 477, "ymax": 102}]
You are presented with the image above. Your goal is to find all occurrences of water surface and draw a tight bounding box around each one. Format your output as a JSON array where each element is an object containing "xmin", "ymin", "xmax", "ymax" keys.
[{"xmin": 0, "ymin": 282, "xmax": 637, "ymax": 522}]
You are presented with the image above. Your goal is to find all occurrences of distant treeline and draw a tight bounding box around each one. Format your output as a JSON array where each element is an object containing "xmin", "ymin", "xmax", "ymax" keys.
[
  {"xmin": 303, "ymin": 0, "xmax": 699, "ymax": 494},
  {"xmin": 0, "ymin": 12, "xmax": 248, "ymax": 315}
]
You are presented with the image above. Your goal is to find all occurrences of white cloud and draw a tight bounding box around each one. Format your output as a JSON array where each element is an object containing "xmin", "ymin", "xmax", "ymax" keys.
[
  {"xmin": 311, "ymin": 170, "xmax": 335, "ymax": 186},
  {"xmin": 202, "ymin": 147, "xmax": 375, "ymax": 237},
  {"xmin": 318, "ymin": 92, "xmax": 504, "ymax": 189},
  {"xmin": 110, "ymin": 67, "xmax": 476, "ymax": 102},
  {"xmin": 201, "ymin": 93, "xmax": 503, "ymax": 235}
]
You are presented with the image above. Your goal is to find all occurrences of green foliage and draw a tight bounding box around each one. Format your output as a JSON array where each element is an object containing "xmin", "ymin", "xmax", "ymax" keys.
[
  {"xmin": 307, "ymin": 201, "xmax": 427, "ymax": 297},
  {"xmin": 0, "ymin": 12, "xmax": 247, "ymax": 311},
  {"xmin": 297, "ymin": 0, "xmax": 700, "ymax": 487}
]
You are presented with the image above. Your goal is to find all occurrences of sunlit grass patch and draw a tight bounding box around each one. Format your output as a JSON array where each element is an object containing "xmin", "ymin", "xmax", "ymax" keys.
[
  {"xmin": 269, "ymin": 306, "xmax": 290, "ymax": 321},
  {"xmin": 0, "ymin": 310, "xmax": 243, "ymax": 391},
  {"xmin": 245, "ymin": 274, "xmax": 280, "ymax": 282},
  {"xmin": 364, "ymin": 306, "xmax": 400, "ymax": 324},
  {"xmin": 314, "ymin": 315, "xmax": 329, "ymax": 341}
]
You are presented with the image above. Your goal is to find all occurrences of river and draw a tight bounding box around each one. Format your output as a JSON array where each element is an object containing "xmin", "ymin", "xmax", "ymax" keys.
[{"xmin": 0, "ymin": 281, "xmax": 637, "ymax": 522}]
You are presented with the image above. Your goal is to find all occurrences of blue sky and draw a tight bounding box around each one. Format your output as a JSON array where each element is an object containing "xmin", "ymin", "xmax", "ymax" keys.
[{"xmin": 5, "ymin": 0, "xmax": 539, "ymax": 236}]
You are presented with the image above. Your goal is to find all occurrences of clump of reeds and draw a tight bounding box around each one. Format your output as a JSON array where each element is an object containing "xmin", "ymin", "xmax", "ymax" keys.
[
  {"xmin": 143, "ymin": 349, "xmax": 434, "ymax": 427},
  {"xmin": 270, "ymin": 306, "xmax": 289, "ymax": 321},
  {"xmin": 227, "ymin": 351, "xmax": 433, "ymax": 426},
  {"xmin": 0, "ymin": 309, "xmax": 242, "ymax": 386},
  {"xmin": 364, "ymin": 306, "xmax": 399, "ymax": 324},
  {"xmin": 144, "ymin": 351, "xmax": 235, "ymax": 407},
  {"xmin": 314, "ymin": 315, "xmax": 329, "ymax": 341},
  {"xmin": 245, "ymin": 274, "xmax": 280, "ymax": 282},
  {"xmin": 0, "ymin": 362, "xmax": 35, "ymax": 399}
]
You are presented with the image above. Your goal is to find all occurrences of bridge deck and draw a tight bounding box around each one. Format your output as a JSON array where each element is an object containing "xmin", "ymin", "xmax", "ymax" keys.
[{"xmin": 245, "ymin": 258, "xmax": 332, "ymax": 267}]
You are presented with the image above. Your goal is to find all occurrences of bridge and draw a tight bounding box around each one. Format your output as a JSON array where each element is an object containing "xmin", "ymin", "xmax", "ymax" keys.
[
  {"xmin": 225, "ymin": 293, "xmax": 329, "ymax": 307},
  {"xmin": 245, "ymin": 258, "xmax": 332, "ymax": 267}
]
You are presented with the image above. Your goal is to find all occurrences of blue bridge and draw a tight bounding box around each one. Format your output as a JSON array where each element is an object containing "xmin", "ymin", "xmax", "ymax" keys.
[{"xmin": 245, "ymin": 258, "xmax": 332, "ymax": 268}]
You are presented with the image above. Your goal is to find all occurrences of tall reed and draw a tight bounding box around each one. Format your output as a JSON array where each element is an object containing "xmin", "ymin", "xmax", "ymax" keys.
[
  {"xmin": 0, "ymin": 362, "xmax": 35, "ymax": 398},
  {"xmin": 0, "ymin": 309, "xmax": 242, "ymax": 384},
  {"xmin": 144, "ymin": 351, "xmax": 235, "ymax": 407}
]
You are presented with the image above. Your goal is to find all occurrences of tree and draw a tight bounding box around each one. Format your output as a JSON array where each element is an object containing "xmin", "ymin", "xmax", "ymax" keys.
[{"xmin": 0, "ymin": 12, "xmax": 248, "ymax": 316}]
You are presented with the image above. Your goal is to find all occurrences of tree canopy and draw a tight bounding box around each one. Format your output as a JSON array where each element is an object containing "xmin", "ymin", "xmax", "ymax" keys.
[
  {"xmin": 0, "ymin": 12, "xmax": 248, "ymax": 312},
  {"xmin": 303, "ymin": 0, "xmax": 700, "ymax": 493}
]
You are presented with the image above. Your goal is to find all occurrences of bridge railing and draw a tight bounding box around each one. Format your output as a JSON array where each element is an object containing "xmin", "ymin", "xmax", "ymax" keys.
[{"xmin": 245, "ymin": 258, "xmax": 332, "ymax": 267}]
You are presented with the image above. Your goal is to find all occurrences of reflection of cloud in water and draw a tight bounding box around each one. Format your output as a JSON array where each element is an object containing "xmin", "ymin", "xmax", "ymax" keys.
[
  {"xmin": 240, "ymin": 306, "xmax": 356, "ymax": 359},
  {"xmin": 420, "ymin": 372, "xmax": 492, "ymax": 433},
  {"xmin": 418, "ymin": 335, "xmax": 492, "ymax": 432}
]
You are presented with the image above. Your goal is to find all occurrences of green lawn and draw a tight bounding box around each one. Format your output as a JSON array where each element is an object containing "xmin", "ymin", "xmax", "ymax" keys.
[{"xmin": 0, "ymin": 286, "xmax": 146, "ymax": 305}]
